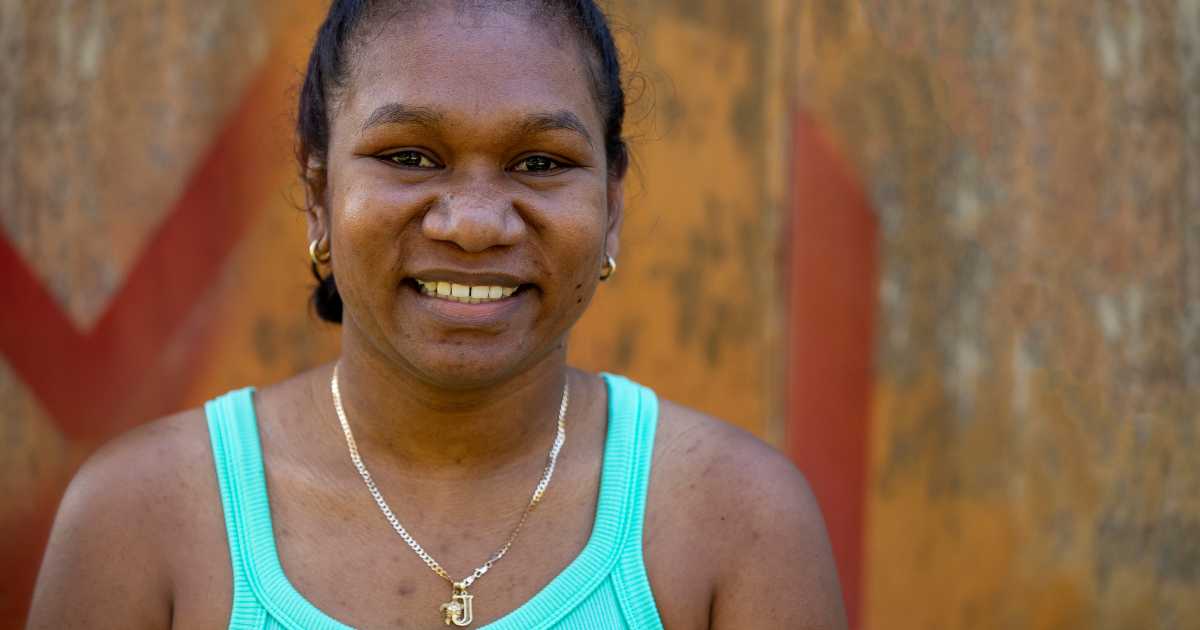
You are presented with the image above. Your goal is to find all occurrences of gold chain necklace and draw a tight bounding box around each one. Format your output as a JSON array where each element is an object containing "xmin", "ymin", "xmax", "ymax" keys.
[{"xmin": 330, "ymin": 364, "xmax": 569, "ymax": 626}]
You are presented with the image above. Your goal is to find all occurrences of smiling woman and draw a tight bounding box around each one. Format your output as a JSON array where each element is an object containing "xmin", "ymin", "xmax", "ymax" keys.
[{"xmin": 26, "ymin": 2, "xmax": 845, "ymax": 629}]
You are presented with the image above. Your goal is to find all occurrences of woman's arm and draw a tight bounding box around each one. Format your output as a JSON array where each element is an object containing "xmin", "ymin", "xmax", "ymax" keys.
[
  {"xmin": 26, "ymin": 425, "xmax": 178, "ymax": 629},
  {"xmin": 708, "ymin": 449, "xmax": 848, "ymax": 630},
  {"xmin": 652, "ymin": 401, "xmax": 848, "ymax": 629}
]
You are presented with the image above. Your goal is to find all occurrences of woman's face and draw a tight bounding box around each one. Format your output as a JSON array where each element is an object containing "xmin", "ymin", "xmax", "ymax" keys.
[{"xmin": 314, "ymin": 6, "xmax": 622, "ymax": 388}]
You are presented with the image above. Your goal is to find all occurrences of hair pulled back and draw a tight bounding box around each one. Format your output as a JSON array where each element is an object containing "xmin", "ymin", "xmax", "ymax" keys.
[{"xmin": 298, "ymin": 0, "xmax": 628, "ymax": 323}]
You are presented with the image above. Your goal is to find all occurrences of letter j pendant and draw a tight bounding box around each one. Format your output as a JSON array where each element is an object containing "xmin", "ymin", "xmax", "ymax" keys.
[{"xmin": 440, "ymin": 582, "xmax": 475, "ymax": 626}]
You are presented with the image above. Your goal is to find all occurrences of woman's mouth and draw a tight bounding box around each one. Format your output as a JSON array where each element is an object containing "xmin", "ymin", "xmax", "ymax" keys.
[{"xmin": 413, "ymin": 279, "xmax": 520, "ymax": 304}]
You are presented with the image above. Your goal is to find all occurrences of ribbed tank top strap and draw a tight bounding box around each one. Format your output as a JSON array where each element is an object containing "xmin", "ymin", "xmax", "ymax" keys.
[
  {"xmin": 205, "ymin": 388, "xmax": 354, "ymax": 630},
  {"xmin": 482, "ymin": 373, "xmax": 663, "ymax": 629},
  {"xmin": 602, "ymin": 373, "xmax": 664, "ymax": 629}
]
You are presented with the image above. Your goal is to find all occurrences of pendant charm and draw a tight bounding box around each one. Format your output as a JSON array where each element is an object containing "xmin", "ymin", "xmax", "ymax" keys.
[{"xmin": 440, "ymin": 582, "xmax": 474, "ymax": 627}]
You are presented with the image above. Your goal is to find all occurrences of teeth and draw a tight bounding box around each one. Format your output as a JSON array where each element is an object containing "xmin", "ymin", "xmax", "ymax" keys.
[{"xmin": 414, "ymin": 280, "xmax": 520, "ymax": 304}]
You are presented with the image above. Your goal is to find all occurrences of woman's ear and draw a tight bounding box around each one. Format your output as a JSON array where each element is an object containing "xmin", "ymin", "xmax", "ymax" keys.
[
  {"xmin": 304, "ymin": 159, "xmax": 330, "ymax": 246},
  {"xmin": 604, "ymin": 175, "xmax": 624, "ymax": 261}
]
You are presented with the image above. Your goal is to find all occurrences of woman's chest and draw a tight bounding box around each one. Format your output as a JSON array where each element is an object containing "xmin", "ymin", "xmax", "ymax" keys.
[
  {"xmin": 275, "ymin": 510, "xmax": 594, "ymax": 628},
  {"xmin": 171, "ymin": 478, "xmax": 712, "ymax": 630}
]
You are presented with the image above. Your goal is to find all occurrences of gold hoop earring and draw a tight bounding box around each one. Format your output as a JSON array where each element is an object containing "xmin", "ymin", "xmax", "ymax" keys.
[
  {"xmin": 309, "ymin": 239, "xmax": 331, "ymax": 265},
  {"xmin": 599, "ymin": 255, "xmax": 616, "ymax": 281}
]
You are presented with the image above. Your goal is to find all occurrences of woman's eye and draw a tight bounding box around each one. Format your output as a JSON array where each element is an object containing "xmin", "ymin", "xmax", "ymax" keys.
[
  {"xmin": 513, "ymin": 155, "xmax": 563, "ymax": 173},
  {"xmin": 384, "ymin": 151, "xmax": 437, "ymax": 169}
]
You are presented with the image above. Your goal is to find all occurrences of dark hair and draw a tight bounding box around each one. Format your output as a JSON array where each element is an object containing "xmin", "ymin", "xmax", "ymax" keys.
[{"xmin": 299, "ymin": 0, "xmax": 629, "ymax": 323}]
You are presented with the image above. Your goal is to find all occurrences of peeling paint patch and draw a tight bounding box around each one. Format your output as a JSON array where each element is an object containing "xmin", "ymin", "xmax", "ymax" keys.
[
  {"xmin": 1012, "ymin": 334, "xmax": 1034, "ymax": 418},
  {"xmin": 1097, "ymin": 294, "xmax": 1122, "ymax": 341},
  {"xmin": 1097, "ymin": 14, "xmax": 1122, "ymax": 79}
]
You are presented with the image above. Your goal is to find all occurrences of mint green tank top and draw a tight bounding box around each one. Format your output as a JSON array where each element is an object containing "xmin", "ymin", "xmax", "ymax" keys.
[{"xmin": 205, "ymin": 373, "xmax": 664, "ymax": 629}]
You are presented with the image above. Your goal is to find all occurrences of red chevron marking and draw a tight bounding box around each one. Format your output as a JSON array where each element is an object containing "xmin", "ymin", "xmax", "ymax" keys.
[
  {"xmin": 788, "ymin": 110, "xmax": 878, "ymax": 630},
  {"xmin": 0, "ymin": 62, "xmax": 283, "ymax": 441}
]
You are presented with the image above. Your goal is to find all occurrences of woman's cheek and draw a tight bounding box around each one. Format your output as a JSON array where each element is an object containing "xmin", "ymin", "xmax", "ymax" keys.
[{"xmin": 337, "ymin": 182, "xmax": 418, "ymax": 255}]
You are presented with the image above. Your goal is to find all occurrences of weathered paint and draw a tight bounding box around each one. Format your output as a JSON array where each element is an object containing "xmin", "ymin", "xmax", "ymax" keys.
[
  {"xmin": 0, "ymin": 1, "xmax": 787, "ymax": 625},
  {"xmin": 787, "ymin": 110, "xmax": 878, "ymax": 630},
  {"xmin": 793, "ymin": 1, "xmax": 1200, "ymax": 628}
]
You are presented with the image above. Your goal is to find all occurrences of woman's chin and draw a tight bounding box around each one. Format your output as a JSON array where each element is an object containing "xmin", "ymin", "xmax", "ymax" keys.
[{"xmin": 395, "ymin": 340, "xmax": 555, "ymax": 390}]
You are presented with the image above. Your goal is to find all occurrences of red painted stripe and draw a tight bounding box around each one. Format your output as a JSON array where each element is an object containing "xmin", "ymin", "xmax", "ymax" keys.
[
  {"xmin": 0, "ymin": 63, "xmax": 281, "ymax": 442},
  {"xmin": 0, "ymin": 475, "xmax": 67, "ymax": 626},
  {"xmin": 787, "ymin": 110, "xmax": 878, "ymax": 629},
  {"xmin": 1, "ymin": 59, "xmax": 288, "ymax": 628}
]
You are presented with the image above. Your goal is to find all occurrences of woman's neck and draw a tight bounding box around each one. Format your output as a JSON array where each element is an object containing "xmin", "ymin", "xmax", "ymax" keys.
[{"xmin": 327, "ymin": 338, "xmax": 573, "ymax": 477}]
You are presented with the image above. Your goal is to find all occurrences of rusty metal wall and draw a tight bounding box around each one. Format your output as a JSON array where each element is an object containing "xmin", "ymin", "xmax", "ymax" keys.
[
  {"xmin": 0, "ymin": 1, "xmax": 788, "ymax": 625},
  {"xmin": 792, "ymin": 1, "xmax": 1200, "ymax": 628},
  {"xmin": 572, "ymin": 0, "xmax": 789, "ymax": 444},
  {"xmin": 7, "ymin": 0, "xmax": 1197, "ymax": 628}
]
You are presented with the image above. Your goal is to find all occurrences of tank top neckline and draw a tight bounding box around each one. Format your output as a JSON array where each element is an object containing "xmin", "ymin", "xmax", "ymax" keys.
[{"xmin": 209, "ymin": 372, "xmax": 652, "ymax": 629}]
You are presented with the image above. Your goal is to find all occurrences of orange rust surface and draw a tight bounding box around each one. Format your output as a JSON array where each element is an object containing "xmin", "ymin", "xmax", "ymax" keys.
[{"xmin": 793, "ymin": 2, "xmax": 1200, "ymax": 628}]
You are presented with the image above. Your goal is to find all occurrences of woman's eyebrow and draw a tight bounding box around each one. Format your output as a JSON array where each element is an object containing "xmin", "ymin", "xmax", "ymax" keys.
[
  {"xmin": 516, "ymin": 111, "xmax": 594, "ymax": 148},
  {"xmin": 360, "ymin": 104, "xmax": 593, "ymax": 148},
  {"xmin": 360, "ymin": 103, "xmax": 444, "ymax": 132}
]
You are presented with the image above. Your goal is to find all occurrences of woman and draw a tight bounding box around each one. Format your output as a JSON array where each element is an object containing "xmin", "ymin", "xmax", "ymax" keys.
[{"xmin": 28, "ymin": 1, "xmax": 846, "ymax": 628}]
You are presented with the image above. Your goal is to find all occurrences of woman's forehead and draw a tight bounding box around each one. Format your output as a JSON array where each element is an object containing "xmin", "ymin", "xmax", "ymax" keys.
[{"xmin": 337, "ymin": 5, "xmax": 600, "ymax": 133}]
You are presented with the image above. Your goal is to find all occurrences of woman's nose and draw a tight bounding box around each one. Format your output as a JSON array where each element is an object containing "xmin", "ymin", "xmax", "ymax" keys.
[{"xmin": 421, "ymin": 185, "xmax": 527, "ymax": 253}]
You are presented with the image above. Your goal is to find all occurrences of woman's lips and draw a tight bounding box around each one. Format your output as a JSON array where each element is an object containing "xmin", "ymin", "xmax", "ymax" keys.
[
  {"xmin": 404, "ymin": 279, "xmax": 530, "ymax": 326},
  {"xmin": 414, "ymin": 279, "xmax": 518, "ymax": 303}
]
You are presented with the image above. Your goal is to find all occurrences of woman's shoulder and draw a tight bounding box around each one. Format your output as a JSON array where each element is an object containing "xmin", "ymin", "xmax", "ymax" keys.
[
  {"xmin": 80, "ymin": 404, "xmax": 213, "ymax": 486},
  {"xmin": 29, "ymin": 406, "xmax": 220, "ymax": 626},
  {"xmin": 650, "ymin": 397, "xmax": 823, "ymax": 533},
  {"xmin": 645, "ymin": 396, "xmax": 846, "ymax": 628},
  {"xmin": 57, "ymin": 405, "xmax": 218, "ymax": 551},
  {"xmin": 70, "ymin": 405, "xmax": 207, "ymax": 493},
  {"xmin": 62, "ymin": 371, "xmax": 316, "ymax": 539}
]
